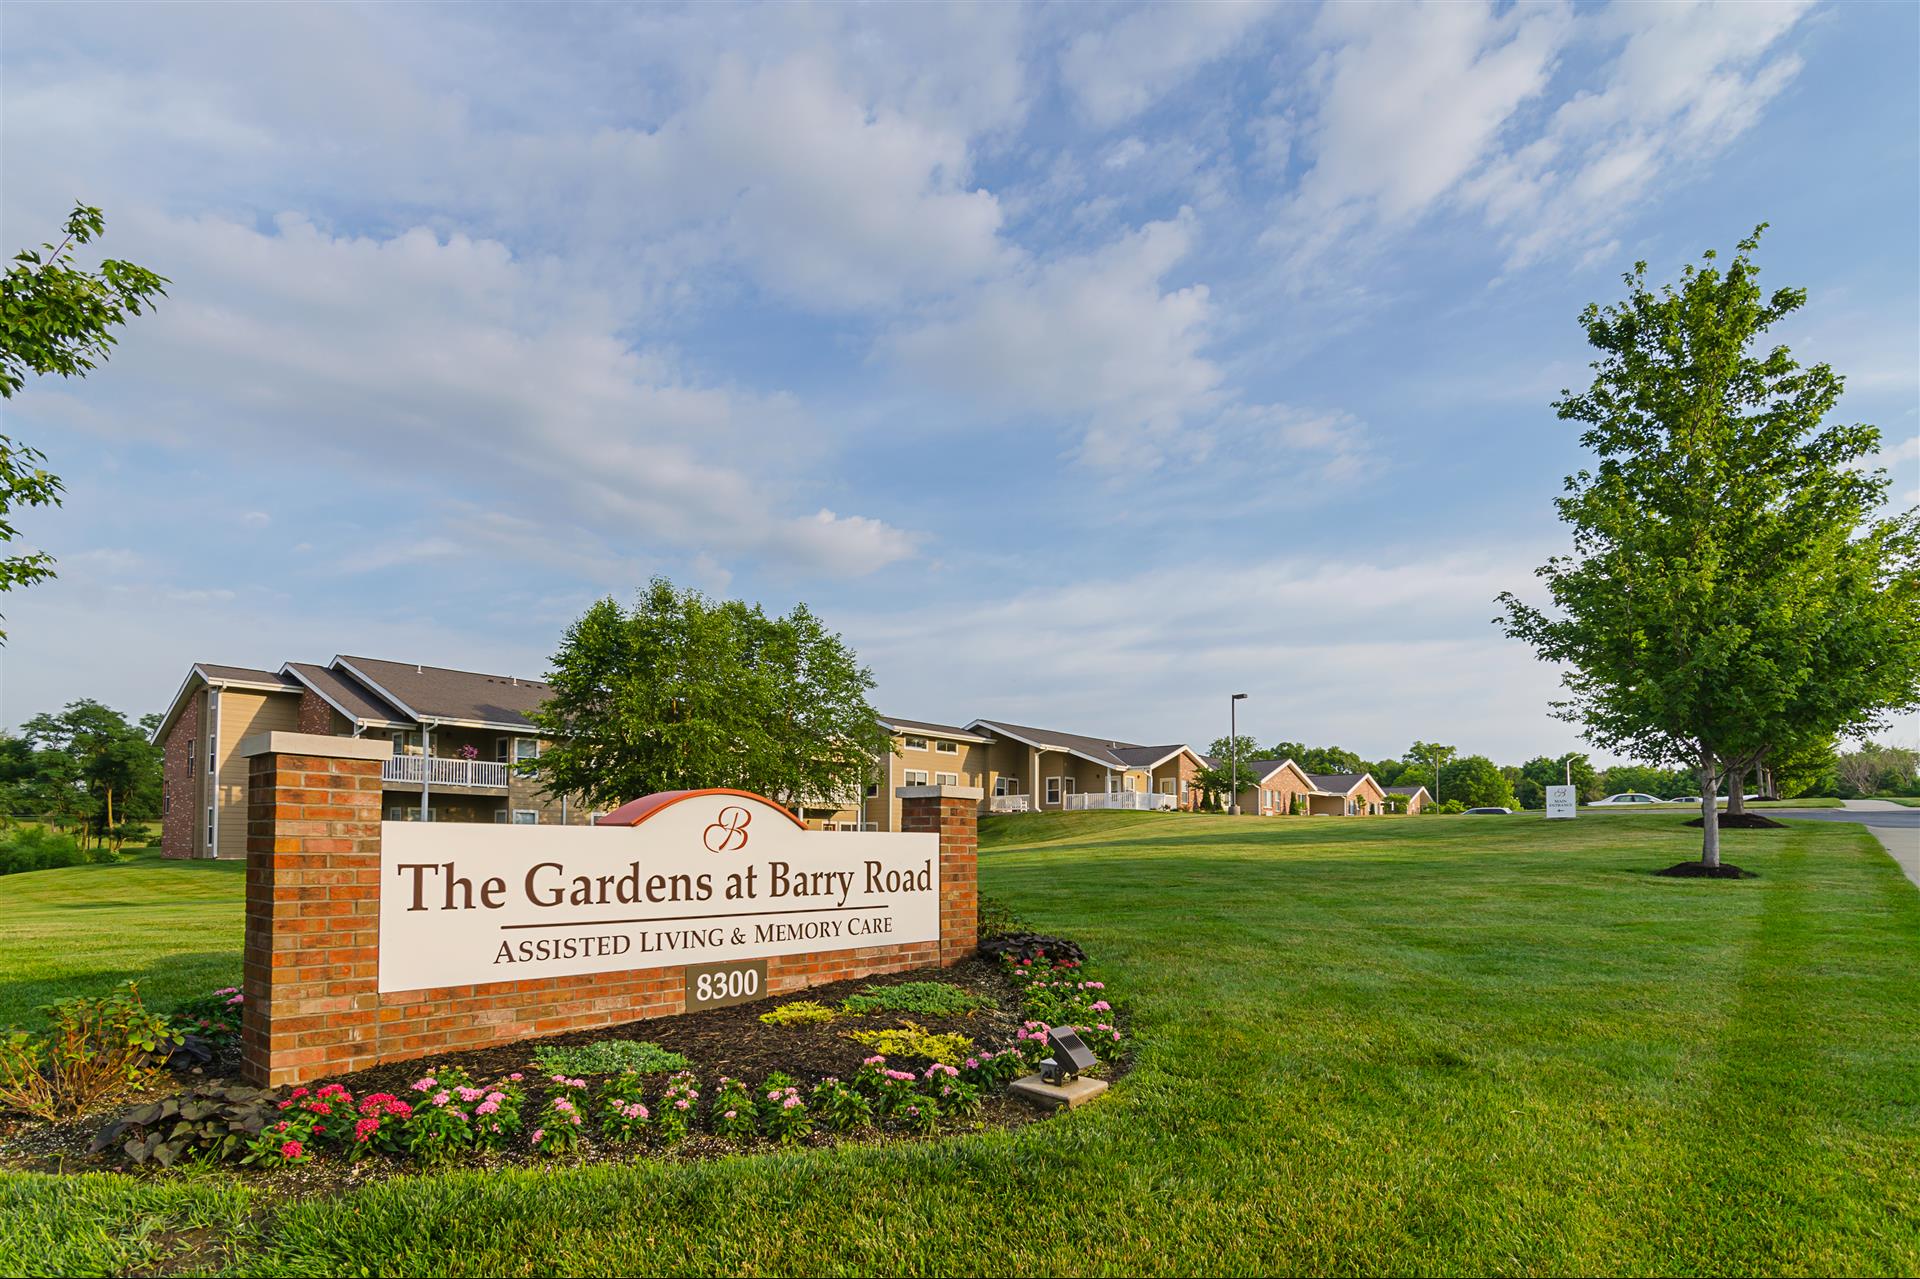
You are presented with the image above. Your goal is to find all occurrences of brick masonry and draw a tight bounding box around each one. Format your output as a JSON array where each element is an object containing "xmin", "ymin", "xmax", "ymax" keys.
[
  {"xmin": 160, "ymin": 693, "xmax": 201, "ymax": 860},
  {"xmin": 240, "ymin": 736, "xmax": 980, "ymax": 1087}
]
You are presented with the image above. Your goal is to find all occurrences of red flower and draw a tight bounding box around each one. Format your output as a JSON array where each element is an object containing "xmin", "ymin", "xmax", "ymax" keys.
[{"xmin": 280, "ymin": 1139, "xmax": 303, "ymax": 1159}]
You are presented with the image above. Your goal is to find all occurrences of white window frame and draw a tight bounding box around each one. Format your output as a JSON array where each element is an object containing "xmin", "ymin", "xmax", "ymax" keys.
[
  {"xmin": 394, "ymin": 731, "xmax": 410, "ymax": 756},
  {"xmin": 1159, "ymin": 777, "xmax": 1176, "ymax": 795},
  {"xmin": 513, "ymin": 737, "xmax": 539, "ymax": 763},
  {"xmin": 904, "ymin": 735, "xmax": 929, "ymax": 751},
  {"xmin": 1045, "ymin": 776, "xmax": 1061, "ymax": 805},
  {"xmin": 865, "ymin": 782, "xmax": 880, "ymax": 798},
  {"xmin": 935, "ymin": 771, "xmax": 959, "ymax": 787},
  {"xmin": 1061, "ymin": 777, "xmax": 1076, "ymax": 796},
  {"xmin": 512, "ymin": 809, "xmax": 538, "ymax": 825},
  {"xmin": 904, "ymin": 769, "xmax": 930, "ymax": 787},
  {"xmin": 495, "ymin": 736, "xmax": 511, "ymax": 762},
  {"xmin": 493, "ymin": 809, "xmax": 509, "ymax": 823},
  {"xmin": 934, "ymin": 739, "xmax": 958, "ymax": 754}
]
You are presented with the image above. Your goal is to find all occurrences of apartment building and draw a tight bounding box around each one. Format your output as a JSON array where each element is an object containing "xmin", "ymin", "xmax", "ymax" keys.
[{"xmin": 151, "ymin": 655, "xmax": 589, "ymax": 859}]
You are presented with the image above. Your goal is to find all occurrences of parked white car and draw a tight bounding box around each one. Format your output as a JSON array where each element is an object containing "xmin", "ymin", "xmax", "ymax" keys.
[{"xmin": 1590, "ymin": 792, "xmax": 1663, "ymax": 805}]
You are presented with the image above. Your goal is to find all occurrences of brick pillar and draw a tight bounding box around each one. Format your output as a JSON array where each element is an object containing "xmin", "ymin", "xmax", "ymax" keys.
[
  {"xmin": 240, "ymin": 732, "xmax": 389, "ymax": 1087},
  {"xmin": 897, "ymin": 785, "xmax": 980, "ymax": 967}
]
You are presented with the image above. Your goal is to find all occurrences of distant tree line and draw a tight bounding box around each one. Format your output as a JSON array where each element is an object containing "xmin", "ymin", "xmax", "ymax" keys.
[{"xmin": 0, "ymin": 700, "xmax": 161, "ymax": 849}]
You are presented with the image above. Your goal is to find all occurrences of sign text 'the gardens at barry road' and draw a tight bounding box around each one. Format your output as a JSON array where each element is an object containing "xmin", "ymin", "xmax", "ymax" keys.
[{"xmin": 375, "ymin": 791, "xmax": 939, "ymax": 993}]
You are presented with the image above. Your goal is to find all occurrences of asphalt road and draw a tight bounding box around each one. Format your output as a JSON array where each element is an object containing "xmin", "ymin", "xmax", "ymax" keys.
[{"xmin": 1773, "ymin": 801, "xmax": 1919, "ymax": 891}]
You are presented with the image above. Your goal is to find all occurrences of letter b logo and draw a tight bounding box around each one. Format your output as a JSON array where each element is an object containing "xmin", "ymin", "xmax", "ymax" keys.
[{"xmin": 703, "ymin": 805, "xmax": 751, "ymax": 853}]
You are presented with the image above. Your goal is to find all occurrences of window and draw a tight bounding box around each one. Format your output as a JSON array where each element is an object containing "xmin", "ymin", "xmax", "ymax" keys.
[
  {"xmin": 512, "ymin": 809, "xmax": 538, "ymax": 824},
  {"xmin": 1159, "ymin": 778, "xmax": 1176, "ymax": 795},
  {"xmin": 935, "ymin": 740, "xmax": 958, "ymax": 754},
  {"xmin": 187, "ymin": 738, "xmax": 196, "ymax": 774},
  {"xmin": 1124, "ymin": 774, "xmax": 1139, "ymax": 792},
  {"xmin": 904, "ymin": 736, "xmax": 928, "ymax": 751},
  {"xmin": 994, "ymin": 776, "xmax": 1020, "ymax": 795},
  {"xmin": 904, "ymin": 769, "xmax": 930, "ymax": 787},
  {"xmin": 865, "ymin": 782, "xmax": 880, "ymax": 798},
  {"xmin": 205, "ymin": 806, "xmax": 214, "ymax": 850},
  {"xmin": 1045, "ymin": 777, "xmax": 1061, "ymax": 805},
  {"xmin": 1061, "ymin": 777, "xmax": 1076, "ymax": 795},
  {"xmin": 495, "ymin": 736, "xmax": 511, "ymax": 762},
  {"xmin": 393, "ymin": 732, "xmax": 408, "ymax": 756},
  {"xmin": 514, "ymin": 738, "xmax": 539, "ymax": 762},
  {"xmin": 1107, "ymin": 774, "xmax": 1122, "ymax": 794},
  {"xmin": 389, "ymin": 807, "xmax": 405, "ymax": 821},
  {"xmin": 493, "ymin": 810, "xmax": 509, "ymax": 823},
  {"xmin": 935, "ymin": 771, "xmax": 958, "ymax": 787}
]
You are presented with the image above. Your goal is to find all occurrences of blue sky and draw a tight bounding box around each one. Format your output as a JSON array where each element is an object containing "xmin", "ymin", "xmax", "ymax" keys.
[{"xmin": 2, "ymin": 0, "xmax": 1914, "ymax": 763}]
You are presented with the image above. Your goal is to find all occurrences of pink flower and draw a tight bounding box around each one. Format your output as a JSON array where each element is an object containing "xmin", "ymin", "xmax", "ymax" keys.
[
  {"xmin": 675, "ymin": 1099, "xmax": 690, "ymax": 1110},
  {"xmin": 532, "ymin": 1127, "xmax": 545, "ymax": 1144},
  {"xmin": 782, "ymin": 1096, "xmax": 802, "ymax": 1110},
  {"xmin": 280, "ymin": 1140, "xmax": 303, "ymax": 1159},
  {"xmin": 509, "ymin": 1072, "xmax": 524, "ymax": 1081},
  {"xmin": 411, "ymin": 1077, "xmax": 436, "ymax": 1092},
  {"xmin": 432, "ymin": 1091, "xmax": 451, "ymax": 1106},
  {"xmin": 355, "ymin": 1117, "xmax": 380, "ymax": 1142}
]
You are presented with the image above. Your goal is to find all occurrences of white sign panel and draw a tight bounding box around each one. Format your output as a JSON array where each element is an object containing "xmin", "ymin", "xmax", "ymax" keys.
[
  {"xmin": 378, "ymin": 792, "xmax": 939, "ymax": 993},
  {"xmin": 1545, "ymin": 785, "xmax": 1578, "ymax": 819}
]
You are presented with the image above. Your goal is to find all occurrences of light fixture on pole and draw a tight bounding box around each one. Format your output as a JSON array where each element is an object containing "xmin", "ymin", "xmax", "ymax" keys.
[{"xmin": 1229, "ymin": 693, "xmax": 1249, "ymax": 815}]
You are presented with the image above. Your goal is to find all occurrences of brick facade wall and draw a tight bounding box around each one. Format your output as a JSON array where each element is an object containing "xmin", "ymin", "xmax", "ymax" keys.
[
  {"xmin": 160, "ymin": 694, "xmax": 201, "ymax": 859},
  {"xmin": 295, "ymin": 689, "xmax": 338, "ymax": 735},
  {"xmin": 242, "ymin": 744, "xmax": 980, "ymax": 1087}
]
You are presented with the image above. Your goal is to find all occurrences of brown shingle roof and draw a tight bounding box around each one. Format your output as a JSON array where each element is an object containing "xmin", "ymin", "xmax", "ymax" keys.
[
  {"xmin": 1305, "ymin": 772, "xmax": 1374, "ymax": 794},
  {"xmin": 969, "ymin": 719, "xmax": 1147, "ymax": 767},
  {"xmin": 196, "ymin": 663, "xmax": 300, "ymax": 688},
  {"xmin": 880, "ymin": 716, "xmax": 992, "ymax": 741},
  {"xmin": 284, "ymin": 662, "xmax": 408, "ymax": 725},
  {"xmin": 333, "ymin": 655, "xmax": 553, "ymax": 729}
]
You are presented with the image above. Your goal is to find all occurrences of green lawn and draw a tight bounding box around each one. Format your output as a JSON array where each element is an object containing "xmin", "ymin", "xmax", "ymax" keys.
[
  {"xmin": 0, "ymin": 849, "xmax": 243, "ymax": 1028},
  {"xmin": 1876, "ymin": 796, "xmax": 1920, "ymax": 808},
  {"xmin": 3, "ymin": 812, "xmax": 1917, "ymax": 1276}
]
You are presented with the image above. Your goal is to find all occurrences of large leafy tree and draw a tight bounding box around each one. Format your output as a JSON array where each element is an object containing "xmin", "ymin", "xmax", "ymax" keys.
[
  {"xmin": 528, "ymin": 579, "xmax": 893, "ymax": 815},
  {"xmin": 14, "ymin": 700, "xmax": 161, "ymax": 848},
  {"xmin": 0, "ymin": 204, "xmax": 166, "ymax": 632},
  {"xmin": 1500, "ymin": 227, "xmax": 1920, "ymax": 867},
  {"xmin": 1515, "ymin": 753, "xmax": 1601, "ymax": 808}
]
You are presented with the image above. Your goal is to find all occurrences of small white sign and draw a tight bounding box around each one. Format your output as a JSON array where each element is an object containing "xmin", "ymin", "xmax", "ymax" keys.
[
  {"xmin": 377, "ymin": 792, "xmax": 939, "ymax": 993},
  {"xmin": 1545, "ymin": 785, "xmax": 1578, "ymax": 819}
]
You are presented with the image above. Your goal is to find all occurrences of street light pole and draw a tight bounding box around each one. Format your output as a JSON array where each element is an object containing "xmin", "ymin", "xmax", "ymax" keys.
[{"xmin": 1230, "ymin": 692, "xmax": 1249, "ymax": 816}]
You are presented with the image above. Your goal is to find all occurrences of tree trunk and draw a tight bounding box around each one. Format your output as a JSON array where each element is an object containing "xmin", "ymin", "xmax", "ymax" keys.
[
  {"xmin": 1726, "ymin": 759, "xmax": 1748, "ymax": 817},
  {"xmin": 1698, "ymin": 750, "xmax": 1720, "ymax": 869}
]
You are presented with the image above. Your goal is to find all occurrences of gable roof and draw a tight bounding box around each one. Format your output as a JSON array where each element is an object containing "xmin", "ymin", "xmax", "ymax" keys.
[
  {"xmin": 1384, "ymin": 784, "xmax": 1431, "ymax": 798},
  {"xmin": 880, "ymin": 716, "xmax": 995, "ymax": 744},
  {"xmin": 332, "ymin": 655, "xmax": 553, "ymax": 730},
  {"xmin": 1305, "ymin": 771, "xmax": 1378, "ymax": 795},
  {"xmin": 282, "ymin": 662, "xmax": 410, "ymax": 727},
  {"xmin": 150, "ymin": 662, "xmax": 303, "ymax": 743},
  {"xmin": 1109, "ymin": 744, "xmax": 1201, "ymax": 770},
  {"xmin": 967, "ymin": 718, "xmax": 1147, "ymax": 769}
]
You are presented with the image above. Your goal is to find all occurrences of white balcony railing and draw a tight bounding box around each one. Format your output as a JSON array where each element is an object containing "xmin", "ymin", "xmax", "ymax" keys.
[
  {"xmin": 1064, "ymin": 791, "xmax": 1177, "ymax": 812},
  {"xmin": 989, "ymin": 794, "xmax": 1033, "ymax": 813},
  {"xmin": 381, "ymin": 756, "xmax": 511, "ymax": 789}
]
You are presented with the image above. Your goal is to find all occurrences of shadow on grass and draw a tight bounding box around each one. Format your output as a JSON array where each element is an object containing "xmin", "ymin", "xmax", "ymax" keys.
[{"xmin": 0, "ymin": 951, "xmax": 240, "ymax": 1028}]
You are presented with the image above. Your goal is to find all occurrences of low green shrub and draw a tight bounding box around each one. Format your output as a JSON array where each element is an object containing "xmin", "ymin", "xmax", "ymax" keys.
[
  {"xmin": 0, "ymin": 827, "xmax": 114, "ymax": 877},
  {"xmin": 976, "ymin": 894, "xmax": 1030, "ymax": 938},
  {"xmin": 169, "ymin": 987, "xmax": 244, "ymax": 1057},
  {"xmin": 757, "ymin": 1000, "xmax": 837, "ymax": 1027},
  {"xmin": 530, "ymin": 1038, "xmax": 689, "ymax": 1076},
  {"xmin": 846, "ymin": 1021, "xmax": 975, "ymax": 1065},
  {"xmin": 710, "ymin": 1076, "xmax": 757, "ymax": 1140},
  {"xmin": 0, "ymin": 982, "xmax": 181, "ymax": 1120},
  {"xmin": 841, "ymin": 981, "xmax": 986, "ymax": 1017}
]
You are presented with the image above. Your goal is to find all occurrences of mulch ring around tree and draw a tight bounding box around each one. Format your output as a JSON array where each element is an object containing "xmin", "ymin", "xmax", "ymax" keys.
[
  {"xmin": 1682, "ymin": 812, "xmax": 1786, "ymax": 829},
  {"xmin": 1, "ymin": 955, "xmax": 1129, "ymax": 1196},
  {"xmin": 1656, "ymin": 861, "xmax": 1759, "ymax": 879}
]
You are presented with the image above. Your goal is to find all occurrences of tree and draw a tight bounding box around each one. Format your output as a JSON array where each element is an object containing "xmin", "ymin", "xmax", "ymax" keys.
[
  {"xmin": 1833, "ymin": 741, "xmax": 1920, "ymax": 798},
  {"xmin": 1516, "ymin": 753, "xmax": 1601, "ymax": 808},
  {"xmin": 1202, "ymin": 735, "xmax": 1265, "ymax": 806},
  {"xmin": 16, "ymin": 700, "xmax": 161, "ymax": 849},
  {"xmin": 0, "ymin": 204, "xmax": 166, "ymax": 634},
  {"xmin": 1499, "ymin": 227, "xmax": 1920, "ymax": 868},
  {"xmin": 1296, "ymin": 745, "xmax": 1365, "ymax": 775},
  {"xmin": 1436, "ymin": 755, "xmax": 1517, "ymax": 810},
  {"xmin": 527, "ymin": 579, "xmax": 893, "ymax": 815}
]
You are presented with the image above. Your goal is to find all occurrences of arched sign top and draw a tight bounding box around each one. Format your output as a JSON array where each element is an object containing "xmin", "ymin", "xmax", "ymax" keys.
[{"xmin": 595, "ymin": 788, "xmax": 807, "ymax": 832}]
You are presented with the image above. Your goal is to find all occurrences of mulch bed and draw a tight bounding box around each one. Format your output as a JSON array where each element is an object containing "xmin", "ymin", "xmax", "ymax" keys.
[
  {"xmin": 1682, "ymin": 812, "xmax": 1786, "ymax": 829},
  {"xmin": 1656, "ymin": 861, "xmax": 1758, "ymax": 879},
  {"xmin": 1, "ymin": 955, "xmax": 1120, "ymax": 1193}
]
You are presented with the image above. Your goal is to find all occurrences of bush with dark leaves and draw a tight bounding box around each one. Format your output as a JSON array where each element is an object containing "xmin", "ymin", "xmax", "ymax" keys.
[
  {"xmin": 91, "ymin": 1083, "xmax": 276, "ymax": 1166},
  {"xmin": 977, "ymin": 933, "xmax": 1085, "ymax": 965}
]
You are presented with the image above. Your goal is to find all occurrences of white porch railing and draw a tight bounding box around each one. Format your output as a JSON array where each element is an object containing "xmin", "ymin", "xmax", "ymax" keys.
[
  {"xmin": 989, "ymin": 794, "xmax": 1033, "ymax": 813},
  {"xmin": 1064, "ymin": 791, "xmax": 1177, "ymax": 812},
  {"xmin": 381, "ymin": 756, "xmax": 511, "ymax": 789}
]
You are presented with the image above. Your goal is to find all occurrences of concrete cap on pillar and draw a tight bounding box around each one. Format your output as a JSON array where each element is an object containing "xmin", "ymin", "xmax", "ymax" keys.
[{"xmin": 895, "ymin": 784, "xmax": 985, "ymax": 800}]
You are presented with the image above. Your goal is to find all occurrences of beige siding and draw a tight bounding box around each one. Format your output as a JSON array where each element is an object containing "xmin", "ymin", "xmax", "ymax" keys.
[{"xmin": 211, "ymin": 688, "xmax": 302, "ymax": 859}]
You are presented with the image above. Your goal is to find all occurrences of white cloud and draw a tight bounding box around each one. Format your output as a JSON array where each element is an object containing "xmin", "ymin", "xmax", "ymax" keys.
[
  {"xmin": 1060, "ymin": 0, "xmax": 1280, "ymax": 126},
  {"xmin": 887, "ymin": 214, "xmax": 1223, "ymax": 466},
  {"xmin": 30, "ymin": 210, "xmax": 918, "ymax": 577},
  {"xmin": 845, "ymin": 543, "xmax": 1580, "ymax": 763}
]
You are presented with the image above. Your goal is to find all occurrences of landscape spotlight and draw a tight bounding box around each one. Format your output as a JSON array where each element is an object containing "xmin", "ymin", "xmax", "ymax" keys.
[{"xmin": 1040, "ymin": 1026, "xmax": 1099, "ymax": 1085}]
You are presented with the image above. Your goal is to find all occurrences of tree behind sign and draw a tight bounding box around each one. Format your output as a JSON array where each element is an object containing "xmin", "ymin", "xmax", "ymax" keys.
[{"xmin": 527, "ymin": 579, "xmax": 893, "ymax": 815}]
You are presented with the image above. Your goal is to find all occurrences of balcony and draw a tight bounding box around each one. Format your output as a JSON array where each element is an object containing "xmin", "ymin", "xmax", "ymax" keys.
[
  {"xmin": 989, "ymin": 794, "xmax": 1033, "ymax": 813},
  {"xmin": 1064, "ymin": 791, "xmax": 1177, "ymax": 812},
  {"xmin": 381, "ymin": 755, "xmax": 510, "ymax": 789}
]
